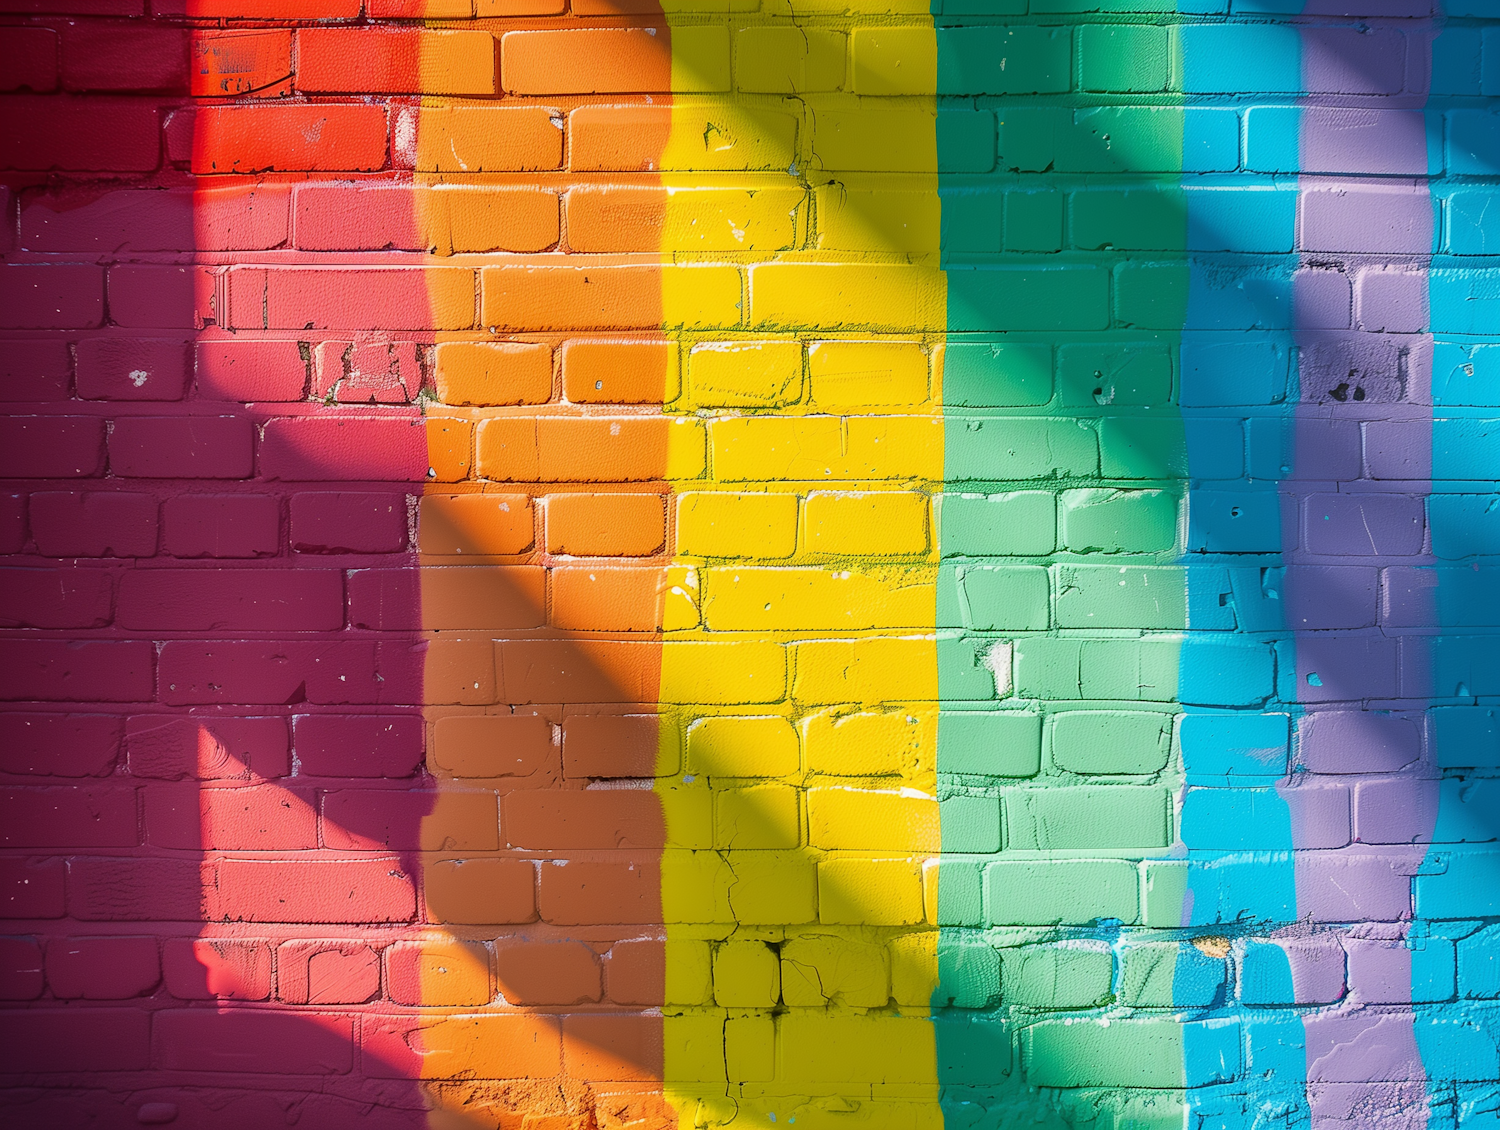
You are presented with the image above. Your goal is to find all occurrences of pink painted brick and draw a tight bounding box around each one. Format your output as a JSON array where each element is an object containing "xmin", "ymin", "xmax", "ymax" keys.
[
  {"xmin": 147, "ymin": 781, "xmax": 318, "ymax": 850},
  {"xmin": 320, "ymin": 788, "xmax": 497, "ymax": 851},
  {"xmin": 277, "ymin": 940, "xmax": 380, "ymax": 1004},
  {"xmin": 0, "ymin": 265, "xmax": 104, "ymax": 329},
  {"xmin": 209, "ymin": 857, "xmax": 415, "ymax": 923},
  {"xmin": 156, "ymin": 639, "xmax": 397, "ymax": 705},
  {"xmin": 108, "ymin": 416, "xmax": 254, "ymax": 479},
  {"xmin": 0, "ymin": 713, "xmax": 121, "ymax": 777},
  {"xmin": 0, "ymin": 566, "xmax": 112, "ymax": 628},
  {"xmin": 0, "ymin": 935, "xmax": 44, "ymax": 999},
  {"xmin": 106, "ymin": 264, "xmax": 216, "ymax": 329},
  {"xmin": 117, "ymin": 568, "xmax": 343, "ymax": 632},
  {"xmin": 162, "ymin": 937, "xmax": 272, "ymax": 1000},
  {"xmin": 125, "ymin": 714, "xmax": 289, "ymax": 781},
  {"xmin": 75, "ymin": 337, "xmax": 189, "ymax": 400},
  {"xmin": 0, "ymin": 339, "xmax": 70, "ymax": 401},
  {"xmin": 0, "ymin": 785, "xmax": 138, "ymax": 848},
  {"xmin": 0, "ymin": 857, "xmax": 66, "ymax": 919},
  {"xmin": 45, "ymin": 935, "xmax": 159, "ymax": 998},
  {"xmin": 0, "ymin": 1009, "xmax": 150, "ymax": 1071},
  {"xmin": 260, "ymin": 416, "xmax": 430, "ymax": 481},
  {"xmin": 0, "ymin": 640, "xmax": 153, "ymax": 702},
  {"xmin": 161, "ymin": 493, "xmax": 279, "ymax": 557},
  {"xmin": 29, "ymin": 491, "xmax": 158, "ymax": 557},
  {"xmin": 67, "ymin": 857, "xmax": 205, "ymax": 922},
  {"xmin": 195, "ymin": 338, "xmax": 306, "ymax": 402},
  {"xmin": 154, "ymin": 1009, "xmax": 353, "ymax": 1074},
  {"xmin": 0, "ymin": 417, "xmax": 106, "ymax": 478},
  {"xmin": 291, "ymin": 713, "xmax": 424, "ymax": 778},
  {"xmin": 289, "ymin": 491, "xmax": 408, "ymax": 553}
]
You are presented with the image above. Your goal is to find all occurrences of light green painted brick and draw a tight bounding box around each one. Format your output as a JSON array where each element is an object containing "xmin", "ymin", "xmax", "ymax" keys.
[
  {"xmin": 939, "ymin": 711, "xmax": 1042, "ymax": 777},
  {"xmin": 1025, "ymin": 1018, "xmax": 1239, "ymax": 1087},
  {"xmin": 1078, "ymin": 24, "xmax": 1172, "ymax": 92},
  {"xmin": 941, "ymin": 342, "xmax": 1052, "ymax": 408},
  {"xmin": 937, "ymin": 633, "xmax": 1000, "ymax": 701},
  {"xmin": 1014, "ymin": 638, "xmax": 1180, "ymax": 702},
  {"xmin": 937, "ymin": 935, "xmax": 1001, "ymax": 1008},
  {"xmin": 1006, "ymin": 785, "xmax": 1170, "ymax": 850},
  {"xmin": 940, "ymin": 793, "xmax": 1002, "ymax": 853},
  {"xmin": 1051, "ymin": 710, "xmax": 1173, "ymax": 774},
  {"xmin": 942, "ymin": 563, "xmax": 1050, "ymax": 630},
  {"xmin": 1141, "ymin": 859, "xmax": 1189, "ymax": 927},
  {"xmin": 1001, "ymin": 943, "xmax": 1113, "ymax": 1008},
  {"xmin": 935, "ymin": 860, "xmax": 984, "ymax": 926},
  {"xmin": 1055, "ymin": 565, "xmax": 1190, "ymax": 631},
  {"xmin": 946, "ymin": 418, "xmax": 1098, "ymax": 481},
  {"xmin": 985, "ymin": 858, "xmax": 1139, "ymax": 925},
  {"xmin": 939, "ymin": 491, "xmax": 1056, "ymax": 557},
  {"xmin": 1057, "ymin": 344, "xmax": 1173, "ymax": 408},
  {"xmin": 1121, "ymin": 942, "xmax": 1226, "ymax": 1008},
  {"xmin": 1059, "ymin": 488, "xmax": 1179, "ymax": 553}
]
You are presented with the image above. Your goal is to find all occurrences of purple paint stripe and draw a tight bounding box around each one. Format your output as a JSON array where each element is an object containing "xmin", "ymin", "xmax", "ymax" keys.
[{"xmin": 1290, "ymin": 4, "xmax": 1440, "ymax": 1122}]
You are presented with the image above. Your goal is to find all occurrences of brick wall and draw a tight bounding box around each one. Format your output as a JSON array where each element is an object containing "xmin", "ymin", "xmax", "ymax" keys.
[{"xmin": 1, "ymin": 0, "xmax": 1498, "ymax": 1128}]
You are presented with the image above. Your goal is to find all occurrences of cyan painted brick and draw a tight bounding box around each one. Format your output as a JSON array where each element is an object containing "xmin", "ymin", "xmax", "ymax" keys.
[
  {"xmin": 1057, "ymin": 344, "xmax": 1172, "ymax": 408},
  {"xmin": 986, "ymin": 858, "xmax": 1139, "ymax": 925},
  {"xmin": 940, "ymin": 793, "xmax": 1002, "ymax": 853},
  {"xmin": 1180, "ymin": 24, "xmax": 1300, "ymax": 93},
  {"xmin": 1431, "ymin": 270, "xmax": 1500, "ymax": 335},
  {"xmin": 1179, "ymin": 711, "xmax": 1289, "ymax": 784},
  {"xmin": 1413, "ymin": 1015, "xmax": 1500, "ymax": 1082},
  {"xmin": 1447, "ymin": 191, "xmax": 1500, "ymax": 256},
  {"xmin": 1239, "ymin": 937, "xmax": 1345, "ymax": 1005},
  {"xmin": 937, "ymin": 934, "xmax": 1001, "ymax": 1008},
  {"xmin": 939, "ymin": 491, "xmax": 1056, "ymax": 557},
  {"xmin": 937, "ymin": 26, "xmax": 1070, "ymax": 95},
  {"xmin": 1006, "ymin": 785, "xmax": 1170, "ymax": 849},
  {"xmin": 946, "ymin": 417, "xmax": 1098, "ymax": 481},
  {"xmin": 1117, "ymin": 261, "xmax": 1294, "ymax": 331},
  {"xmin": 1002, "ymin": 943, "xmax": 1113, "ymax": 1008},
  {"xmin": 1180, "ymin": 787, "xmax": 1292, "ymax": 852},
  {"xmin": 1184, "ymin": 186, "xmax": 1295, "ymax": 253},
  {"xmin": 939, "ymin": 710, "xmax": 1042, "ymax": 777},
  {"xmin": 1052, "ymin": 710, "xmax": 1172, "ymax": 774},
  {"xmin": 1433, "ymin": 418, "xmax": 1500, "ymax": 482},
  {"xmin": 1179, "ymin": 338, "xmax": 1290, "ymax": 406},
  {"xmin": 1059, "ymin": 488, "xmax": 1178, "ymax": 553},
  {"xmin": 1078, "ymin": 24, "xmax": 1170, "ymax": 93},
  {"xmin": 1447, "ymin": 111, "xmax": 1500, "ymax": 177},
  {"xmin": 1432, "ymin": 708, "xmax": 1500, "ymax": 769},
  {"xmin": 1426, "ymin": 636, "xmax": 1500, "ymax": 700},
  {"xmin": 1185, "ymin": 489, "xmax": 1283, "ymax": 554},
  {"xmin": 940, "ymin": 342, "xmax": 1051, "ymax": 408},
  {"xmin": 1431, "ymin": 342, "xmax": 1500, "ymax": 408},
  {"xmin": 940, "ymin": 563, "xmax": 1050, "ymax": 631},
  {"xmin": 1456, "ymin": 925, "xmax": 1500, "ymax": 999},
  {"xmin": 1178, "ymin": 637, "xmax": 1275, "ymax": 706},
  {"xmin": 1431, "ymin": 26, "xmax": 1483, "ymax": 96}
]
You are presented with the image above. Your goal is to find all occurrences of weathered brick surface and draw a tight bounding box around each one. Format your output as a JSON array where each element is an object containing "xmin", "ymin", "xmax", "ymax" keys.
[{"xmin": 1, "ymin": 0, "xmax": 1497, "ymax": 1127}]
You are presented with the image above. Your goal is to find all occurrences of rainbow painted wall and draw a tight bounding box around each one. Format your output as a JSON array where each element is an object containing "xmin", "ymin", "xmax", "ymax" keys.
[{"xmin": 1, "ymin": 0, "xmax": 1498, "ymax": 1127}]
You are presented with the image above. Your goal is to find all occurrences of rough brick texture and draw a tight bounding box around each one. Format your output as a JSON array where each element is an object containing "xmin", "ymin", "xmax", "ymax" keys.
[{"xmin": 2, "ymin": 0, "xmax": 1498, "ymax": 1128}]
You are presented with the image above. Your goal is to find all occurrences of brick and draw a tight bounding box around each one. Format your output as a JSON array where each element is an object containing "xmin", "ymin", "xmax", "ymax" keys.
[
  {"xmin": 430, "ymin": 714, "xmax": 551, "ymax": 779},
  {"xmin": 477, "ymin": 415, "xmax": 703, "ymax": 483},
  {"xmin": 107, "ymin": 416, "xmax": 251, "ymax": 479},
  {"xmin": 103, "ymin": 264, "xmax": 212, "ymax": 330},
  {"xmin": 118, "ymin": 569, "xmax": 342, "ymax": 632},
  {"xmin": 63, "ymin": 24, "xmax": 186, "ymax": 91},
  {"xmin": 550, "ymin": 565, "xmax": 664, "ymax": 632},
  {"xmin": 28, "ymin": 489, "xmax": 154, "ymax": 555},
  {"xmin": 162, "ymin": 937, "xmax": 271, "ymax": 1000},
  {"xmin": 297, "ymin": 29, "xmax": 495, "ymax": 95},
  {"xmin": 494, "ymin": 940, "xmax": 600, "ymax": 1005},
  {"xmin": 817, "ymin": 857, "xmax": 924, "ymax": 925},
  {"xmin": 126, "ymin": 715, "xmax": 288, "ymax": 781},
  {"xmin": 504, "ymin": 789, "xmax": 662, "ymax": 850},
  {"xmin": 562, "ymin": 714, "xmax": 662, "ymax": 779},
  {"xmin": 196, "ymin": 340, "xmax": 306, "ymax": 402},
  {"xmin": 191, "ymin": 104, "xmax": 387, "ymax": 174},
  {"xmin": 0, "ymin": 1009, "xmax": 149, "ymax": 1071},
  {"xmin": 212, "ymin": 858, "xmax": 414, "ymax": 923},
  {"xmin": 406, "ymin": 105, "xmax": 562, "ymax": 172},
  {"xmin": 323, "ymin": 788, "xmax": 496, "ymax": 851},
  {"xmin": 561, "ymin": 339, "xmax": 676, "ymax": 404},
  {"xmin": 0, "ymin": 28, "xmax": 56, "ymax": 92},
  {"xmin": 21, "ymin": 187, "xmax": 286, "ymax": 255},
  {"xmin": 0, "ymin": 714, "xmax": 120, "ymax": 777},
  {"xmin": 0, "ymin": 567, "xmax": 112, "ymax": 628},
  {"xmin": 0, "ymin": 936, "xmax": 43, "ymax": 999},
  {"xmin": 192, "ymin": 29, "xmax": 291, "ymax": 98},
  {"xmin": 67, "ymin": 857, "xmax": 203, "ymax": 922},
  {"xmin": 155, "ymin": 1009, "xmax": 353, "ymax": 1074},
  {"xmin": 0, "ymin": 491, "xmax": 20, "ymax": 551},
  {"xmin": 290, "ymin": 492, "xmax": 407, "ymax": 554},
  {"xmin": 687, "ymin": 716, "xmax": 798, "ymax": 778},
  {"xmin": 147, "ymin": 781, "xmax": 317, "ymax": 850},
  {"xmin": 155, "ymin": 639, "xmax": 386, "ymax": 706},
  {"xmin": 0, "ymin": 339, "xmax": 69, "ymax": 401},
  {"xmin": 539, "ymin": 860, "xmax": 660, "ymax": 925},
  {"xmin": 74, "ymin": 337, "xmax": 187, "ymax": 401},
  {"xmin": 483, "ymin": 264, "xmax": 739, "ymax": 332},
  {"xmin": 0, "ymin": 265, "xmax": 104, "ymax": 329},
  {"xmin": 676, "ymin": 492, "xmax": 797, "ymax": 559},
  {"xmin": 0, "ymin": 639, "xmax": 153, "ymax": 702},
  {"xmin": 276, "ymin": 941, "xmax": 379, "ymax": 1004},
  {"xmin": 351, "ymin": 564, "xmax": 544, "ymax": 630},
  {"xmin": 803, "ymin": 492, "xmax": 928, "ymax": 557},
  {"xmin": 1002, "ymin": 944, "xmax": 1112, "ymax": 1009},
  {"xmin": 363, "ymin": 1012, "xmax": 558, "ymax": 1081},
  {"xmin": 736, "ymin": 26, "xmax": 843, "ymax": 93},
  {"xmin": 161, "ymin": 494, "xmax": 278, "ymax": 557},
  {"xmin": 433, "ymin": 341, "xmax": 552, "ymax": 406},
  {"xmin": 262, "ymin": 416, "xmax": 468, "ymax": 483},
  {"xmin": 564, "ymin": 1014, "xmax": 662, "ymax": 1083},
  {"xmin": 546, "ymin": 492, "xmax": 665, "ymax": 558},
  {"xmin": 0, "ymin": 96, "xmax": 158, "ymax": 171},
  {"xmin": 419, "ymin": 493, "xmax": 533, "ymax": 556},
  {"xmin": 986, "ymin": 859, "xmax": 1139, "ymax": 926},
  {"xmin": 1, "ymin": 858, "xmax": 65, "ymax": 919},
  {"xmin": 2, "ymin": 785, "xmax": 137, "ymax": 848},
  {"xmin": 232, "ymin": 266, "xmax": 475, "ymax": 332},
  {"xmin": 387, "ymin": 939, "xmax": 491, "ymax": 1005},
  {"xmin": 46, "ymin": 935, "xmax": 158, "ymax": 998},
  {"xmin": 294, "ymin": 714, "xmax": 423, "ymax": 778},
  {"xmin": 424, "ymin": 858, "xmax": 535, "ymax": 925},
  {"xmin": 504, "ymin": 28, "xmax": 681, "ymax": 95}
]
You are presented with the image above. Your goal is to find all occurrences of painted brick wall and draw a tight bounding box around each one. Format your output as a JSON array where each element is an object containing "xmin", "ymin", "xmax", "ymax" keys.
[{"xmin": 1, "ymin": 1, "xmax": 1498, "ymax": 1129}]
